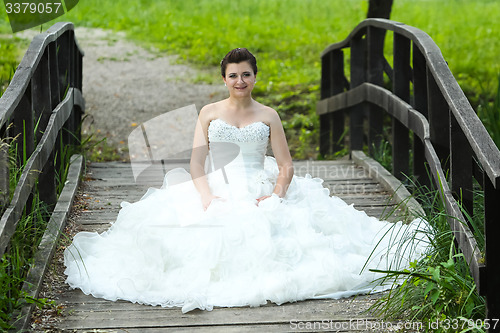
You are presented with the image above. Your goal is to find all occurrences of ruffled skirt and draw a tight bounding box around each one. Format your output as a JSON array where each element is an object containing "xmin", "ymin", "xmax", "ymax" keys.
[{"xmin": 64, "ymin": 157, "xmax": 429, "ymax": 313}]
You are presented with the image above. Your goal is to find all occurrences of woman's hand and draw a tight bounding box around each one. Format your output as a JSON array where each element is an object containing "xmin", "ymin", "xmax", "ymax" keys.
[
  {"xmin": 202, "ymin": 193, "xmax": 222, "ymax": 211},
  {"xmin": 257, "ymin": 194, "xmax": 284, "ymax": 206},
  {"xmin": 256, "ymin": 195, "xmax": 271, "ymax": 206}
]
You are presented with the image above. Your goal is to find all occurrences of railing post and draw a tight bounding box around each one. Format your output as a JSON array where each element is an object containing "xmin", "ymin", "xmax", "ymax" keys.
[
  {"xmin": 367, "ymin": 26, "xmax": 385, "ymax": 155},
  {"xmin": 13, "ymin": 89, "xmax": 34, "ymax": 167},
  {"xmin": 48, "ymin": 41, "xmax": 62, "ymax": 181},
  {"xmin": 349, "ymin": 34, "xmax": 366, "ymax": 152},
  {"xmin": 392, "ymin": 33, "xmax": 411, "ymax": 180},
  {"xmin": 320, "ymin": 50, "xmax": 345, "ymax": 156},
  {"xmin": 0, "ymin": 141, "xmax": 8, "ymax": 209},
  {"xmin": 427, "ymin": 69, "xmax": 450, "ymax": 170},
  {"xmin": 450, "ymin": 113, "xmax": 473, "ymax": 218},
  {"xmin": 483, "ymin": 177, "xmax": 500, "ymax": 332},
  {"xmin": 331, "ymin": 50, "xmax": 346, "ymax": 154},
  {"xmin": 12, "ymin": 88, "xmax": 34, "ymax": 213},
  {"xmin": 58, "ymin": 31, "xmax": 76, "ymax": 147},
  {"xmin": 76, "ymin": 43, "xmax": 83, "ymax": 91},
  {"xmin": 33, "ymin": 49, "xmax": 57, "ymax": 208},
  {"xmin": 74, "ymin": 35, "xmax": 83, "ymax": 144},
  {"xmin": 320, "ymin": 51, "xmax": 334, "ymax": 157},
  {"xmin": 32, "ymin": 49, "xmax": 52, "ymax": 144},
  {"xmin": 48, "ymin": 42, "xmax": 60, "ymax": 112},
  {"xmin": 57, "ymin": 31, "xmax": 70, "ymax": 99},
  {"xmin": 411, "ymin": 43, "xmax": 430, "ymax": 190}
]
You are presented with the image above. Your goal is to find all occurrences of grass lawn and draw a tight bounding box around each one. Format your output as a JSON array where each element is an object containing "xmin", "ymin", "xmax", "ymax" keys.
[{"xmin": 0, "ymin": 0, "xmax": 498, "ymax": 157}]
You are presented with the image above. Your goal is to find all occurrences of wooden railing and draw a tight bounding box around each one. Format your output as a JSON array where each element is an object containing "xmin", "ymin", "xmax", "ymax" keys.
[
  {"xmin": 0, "ymin": 22, "xmax": 84, "ymax": 258},
  {"xmin": 317, "ymin": 18, "xmax": 500, "ymax": 329}
]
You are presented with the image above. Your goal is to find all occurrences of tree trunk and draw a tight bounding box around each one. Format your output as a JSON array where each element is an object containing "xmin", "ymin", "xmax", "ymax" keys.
[{"xmin": 367, "ymin": 0, "xmax": 394, "ymax": 19}]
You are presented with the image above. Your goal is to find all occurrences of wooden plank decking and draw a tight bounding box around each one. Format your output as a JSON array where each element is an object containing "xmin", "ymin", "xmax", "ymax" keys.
[{"xmin": 42, "ymin": 157, "xmax": 415, "ymax": 332}]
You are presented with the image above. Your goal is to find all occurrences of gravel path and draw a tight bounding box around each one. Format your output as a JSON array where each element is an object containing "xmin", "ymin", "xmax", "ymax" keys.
[
  {"xmin": 18, "ymin": 27, "xmax": 227, "ymax": 161},
  {"xmin": 77, "ymin": 28, "xmax": 226, "ymax": 160}
]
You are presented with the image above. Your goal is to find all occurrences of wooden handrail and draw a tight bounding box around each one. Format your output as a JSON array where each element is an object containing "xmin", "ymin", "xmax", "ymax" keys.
[
  {"xmin": 318, "ymin": 18, "xmax": 500, "ymax": 329},
  {"xmin": 318, "ymin": 82, "xmax": 483, "ymax": 282},
  {"xmin": 0, "ymin": 22, "xmax": 84, "ymax": 258},
  {"xmin": 0, "ymin": 22, "xmax": 83, "ymax": 128},
  {"xmin": 320, "ymin": 18, "xmax": 500, "ymax": 188}
]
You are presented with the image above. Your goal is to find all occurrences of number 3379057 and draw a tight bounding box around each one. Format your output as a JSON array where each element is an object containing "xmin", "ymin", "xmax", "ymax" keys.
[{"xmin": 5, "ymin": 2, "xmax": 62, "ymax": 14}]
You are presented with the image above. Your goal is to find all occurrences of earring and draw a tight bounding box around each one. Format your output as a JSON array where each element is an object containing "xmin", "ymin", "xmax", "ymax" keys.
[{"xmin": 224, "ymin": 83, "xmax": 227, "ymax": 86}]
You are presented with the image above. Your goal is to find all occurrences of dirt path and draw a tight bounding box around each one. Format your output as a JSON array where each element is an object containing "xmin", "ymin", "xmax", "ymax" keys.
[
  {"xmin": 77, "ymin": 28, "xmax": 226, "ymax": 160},
  {"xmin": 18, "ymin": 27, "xmax": 226, "ymax": 160}
]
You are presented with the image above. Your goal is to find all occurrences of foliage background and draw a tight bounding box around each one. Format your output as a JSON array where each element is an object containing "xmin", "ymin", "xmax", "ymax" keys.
[
  {"xmin": 0, "ymin": 0, "xmax": 499, "ymax": 157},
  {"xmin": 0, "ymin": 1, "xmax": 498, "ymax": 329}
]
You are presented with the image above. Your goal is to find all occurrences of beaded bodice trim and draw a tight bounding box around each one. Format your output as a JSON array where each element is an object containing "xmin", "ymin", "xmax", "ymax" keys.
[{"xmin": 208, "ymin": 118, "xmax": 270, "ymax": 143}]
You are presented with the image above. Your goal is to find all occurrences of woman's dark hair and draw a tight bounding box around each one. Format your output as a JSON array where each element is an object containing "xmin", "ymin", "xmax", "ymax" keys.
[{"xmin": 220, "ymin": 48, "xmax": 258, "ymax": 77}]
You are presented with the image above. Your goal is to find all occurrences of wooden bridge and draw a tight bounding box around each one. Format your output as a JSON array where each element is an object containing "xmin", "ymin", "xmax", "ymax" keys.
[
  {"xmin": 39, "ymin": 156, "xmax": 417, "ymax": 332},
  {"xmin": 0, "ymin": 19, "xmax": 499, "ymax": 332}
]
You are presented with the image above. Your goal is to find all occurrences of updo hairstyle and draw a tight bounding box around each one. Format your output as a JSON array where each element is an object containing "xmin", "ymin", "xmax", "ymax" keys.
[{"xmin": 220, "ymin": 48, "xmax": 258, "ymax": 78}]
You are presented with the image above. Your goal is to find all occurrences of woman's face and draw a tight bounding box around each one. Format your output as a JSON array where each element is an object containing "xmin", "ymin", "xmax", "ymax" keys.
[{"xmin": 223, "ymin": 61, "xmax": 256, "ymax": 97}]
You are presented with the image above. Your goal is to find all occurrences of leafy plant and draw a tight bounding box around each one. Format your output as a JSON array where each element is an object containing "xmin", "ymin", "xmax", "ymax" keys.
[
  {"xmin": 0, "ymin": 118, "xmax": 84, "ymax": 328},
  {"xmin": 370, "ymin": 139, "xmax": 393, "ymax": 173},
  {"xmin": 0, "ymin": 191, "xmax": 51, "ymax": 329},
  {"xmin": 368, "ymin": 177, "xmax": 486, "ymax": 332}
]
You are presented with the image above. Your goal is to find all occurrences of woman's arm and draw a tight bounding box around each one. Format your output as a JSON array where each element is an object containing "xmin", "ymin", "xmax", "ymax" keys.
[
  {"xmin": 262, "ymin": 108, "xmax": 294, "ymax": 200},
  {"xmin": 190, "ymin": 107, "xmax": 219, "ymax": 210}
]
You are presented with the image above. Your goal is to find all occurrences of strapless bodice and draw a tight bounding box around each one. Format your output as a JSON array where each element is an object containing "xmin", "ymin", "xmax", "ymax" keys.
[
  {"xmin": 205, "ymin": 119, "xmax": 274, "ymax": 199},
  {"xmin": 208, "ymin": 118, "xmax": 270, "ymax": 143}
]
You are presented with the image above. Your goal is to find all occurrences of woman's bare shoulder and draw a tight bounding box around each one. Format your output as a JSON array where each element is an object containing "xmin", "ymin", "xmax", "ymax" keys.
[
  {"xmin": 255, "ymin": 103, "xmax": 281, "ymax": 126},
  {"xmin": 199, "ymin": 100, "xmax": 227, "ymax": 122}
]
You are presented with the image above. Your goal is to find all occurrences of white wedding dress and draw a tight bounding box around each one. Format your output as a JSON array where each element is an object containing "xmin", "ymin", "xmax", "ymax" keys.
[{"xmin": 64, "ymin": 118, "xmax": 430, "ymax": 313}]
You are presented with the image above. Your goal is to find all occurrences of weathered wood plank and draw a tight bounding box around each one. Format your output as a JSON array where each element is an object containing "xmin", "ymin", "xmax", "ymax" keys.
[
  {"xmin": 349, "ymin": 34, "xmax": 366, "ymax": 151},
  {"xmin": 392, "ymin": 32, "xmax": 411, "ymax": 180},
  {"xmin": 71, "ymin": 324, "xmax": 378, "ymax": 333},
  {"xmin": 0, "ymin": 23, "xmax": 82, "ymax": 128},
  {"xmin": 56, "ymin": 297, "xmax": 378, "ymax": 330},
  {"xmin": 366, "ymin": 26, "xmax": 385, "ymax": 154}
]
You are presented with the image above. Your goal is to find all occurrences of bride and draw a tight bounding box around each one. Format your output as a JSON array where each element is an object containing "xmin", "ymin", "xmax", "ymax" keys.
[{"xmin": 64, "ymin": 48, "xmax": 429, "ymax": 313}]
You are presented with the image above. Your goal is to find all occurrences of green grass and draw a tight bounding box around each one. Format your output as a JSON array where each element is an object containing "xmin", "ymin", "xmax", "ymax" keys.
[
  {"xmin": 366, "ymin": 142, "xmax": 488, "ymax": 331},
  {"xmin": 0, "ymin": 35, "xmax": 26, "ymax": 93},
  {"xmin": 59, "ymin": 0, "xmax": 499, "ymax": 98},
  {"xmin": 477, "ymin": 75, "xmax": 500, "ymax": 148},
  {"xmin": 369, "ymin": 179, "xmax": 487, "ymax": 332},
  {"xmin": 59, "ymin": 0, "xmax": 499, "ymax": 100},
  {"xmin": 0, "ymin": 192, "xmax": 52, "ymax": 330},
  {"xmin": 2, "ymin": 0, "xmax": 499, "ymax": 157},
  {"xmin": 1, "ymin": 0, "xmax": 498, "ymax": 158},
  {"xmin": 0, "ymin": 126, "xmax": 82, "ymax": 328}
]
